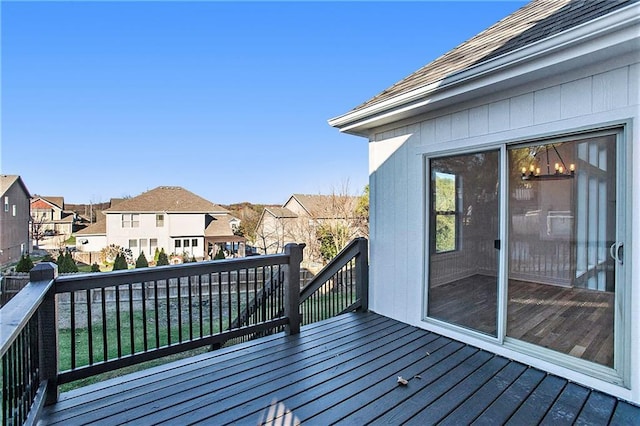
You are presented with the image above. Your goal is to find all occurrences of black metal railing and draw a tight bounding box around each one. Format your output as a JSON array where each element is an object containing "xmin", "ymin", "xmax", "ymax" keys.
[
  {"xmin": 299, "ymin": 237, "xmax": 368, "ymax": 325},
  {"xmin": 0, "ymin": 239, "xmax": 369, "ymax": 425},
  {"xmin": 0, "ymin": 265, "xmax": 57, "ymax": 426}
]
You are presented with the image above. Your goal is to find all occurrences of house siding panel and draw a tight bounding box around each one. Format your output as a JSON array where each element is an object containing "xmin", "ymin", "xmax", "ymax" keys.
[
  {"xmin": 451, "ymin": 110, "xmax": 470, "ymax": 140},
  {"xmin": 534, "ymin": 85, "xmax": 562, "ymax": 124},
  {"xmin": 560, "ymin": 77, "xmax": 592, "ymax": 119},
  {"xmin": 592, "ymin": 67, "xmax": 629, "ymax": 113},
  {"xmin": 469, "ymin": 105, "xmax": 489, "ymax": 137},
  {"xmin": 488, "ymin": 99, "xmax": 510, "ymax": 133},
  {"xmin": 509, "ymin": 93, "xmax": 535, "ymax": 129}
]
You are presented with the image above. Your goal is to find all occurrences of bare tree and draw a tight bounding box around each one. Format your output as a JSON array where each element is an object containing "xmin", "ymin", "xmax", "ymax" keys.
[
  {"xmin": 30, "ymin": 213, "xmax": 48, "ymax": 248},
  {"xmin": 254, "ymin": 213, "xmax": 291, "ymax": 255}
]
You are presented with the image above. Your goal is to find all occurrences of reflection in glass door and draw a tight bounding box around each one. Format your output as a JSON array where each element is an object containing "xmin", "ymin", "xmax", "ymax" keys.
[
  {"xmin": 428, "ymin": 151, "xmax": 500, "ymax": 336},
  {"xmin": 507, "ymin": 134, "xmax": 618, "ymax": 367}
]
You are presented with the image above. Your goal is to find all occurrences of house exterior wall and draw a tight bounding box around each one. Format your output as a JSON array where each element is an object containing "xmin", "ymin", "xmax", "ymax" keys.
[
  {"xmin": 77, "ymin": 235, "xmax": 108, "ymax": 253},
  {"xmin": 105, "ymin": 212, "xmax": 206, "ymax": 259},
  {"xmin": 367, "ymin": 57, "xmax": 639, "ymax": 402},
  {"xmin": 1, "ymin": 181, "xmax": 31, "ymax": 266}
]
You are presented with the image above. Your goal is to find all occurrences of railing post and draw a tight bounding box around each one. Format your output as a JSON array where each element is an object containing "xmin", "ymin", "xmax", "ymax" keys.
[
  {"xmin": 283, "ymin": 243, "xmax": 304, "ymax": 335},
  {"xmin": 31, "ymin": 262, "xmax": 59, "ymax": 405},
  {"xmin": 355, "ymin": 238, "xmax": 369, "ymax": 312}
]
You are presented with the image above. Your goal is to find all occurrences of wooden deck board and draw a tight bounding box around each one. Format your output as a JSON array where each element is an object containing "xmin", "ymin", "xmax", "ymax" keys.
[{"xmin": 38, "ymin": 312, "xmax": 640, "ymax": 426}]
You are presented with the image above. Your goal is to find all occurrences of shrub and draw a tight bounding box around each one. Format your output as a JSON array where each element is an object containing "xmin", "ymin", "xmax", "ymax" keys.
[
  {"xmin": 90, "ymin": 263, "xmax": 101, "ymax": 272},
  {"xmin": 15, "ymin": 254, "xmax": 34, "ymax": 272},
  {"xmin": 58, "ymin": 251, "xmax": 78, "ymax": 273},
  {"xmin": 112, "ymin": 253, "xmax": 128, "ymax": 271},
  {"xmin": 135, "ymin": 251, "xmax": 149, "ymax": 268},
  {"xmin": 156, "ymin": 248, "xmax": 169, "ymax": 266},
  {"xmin": 214, "ymin": 248, "xmax": 226, "ymax": 260},
  {"xmin": 153, "ymin": 247, "xmax": 160, "ymax": 262}
]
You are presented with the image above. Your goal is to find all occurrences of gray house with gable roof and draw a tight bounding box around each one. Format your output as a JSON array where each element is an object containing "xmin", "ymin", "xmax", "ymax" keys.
[{"xmin": 330, "ymin": 0, "xmax": 640, "ymax": 406}]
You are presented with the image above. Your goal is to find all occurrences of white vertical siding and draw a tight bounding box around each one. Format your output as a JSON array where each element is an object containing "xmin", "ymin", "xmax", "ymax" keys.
[{"xmin": 534, "ymin": 85, "xmax": 562, "ymax": 124}]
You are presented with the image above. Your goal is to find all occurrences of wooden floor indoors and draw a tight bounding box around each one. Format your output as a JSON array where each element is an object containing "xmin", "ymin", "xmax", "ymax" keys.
[
  {"xmin": 429, "ymin": 275, "xmax": 614, "ymax": 366},
  {"xmin": 38, "ymin": 312, "xmax": 638, "ymax": 425}
]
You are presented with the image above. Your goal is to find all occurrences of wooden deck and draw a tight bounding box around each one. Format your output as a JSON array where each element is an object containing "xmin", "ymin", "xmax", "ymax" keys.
[{"xmin": 39, "ymin": 312, "xmax": 639, "ymax": 425}]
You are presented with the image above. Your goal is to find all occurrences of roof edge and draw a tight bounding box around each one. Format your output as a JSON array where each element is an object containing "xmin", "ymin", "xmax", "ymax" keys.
[{"xmin": 328, "ymin": 2, "xmax": 640, "ymax": 136}]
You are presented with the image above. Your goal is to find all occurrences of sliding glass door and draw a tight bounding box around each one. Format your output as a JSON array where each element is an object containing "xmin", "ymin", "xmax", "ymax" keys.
[
  {"xmin": 428, "ymin": 150, "xmax": 500, "ymax": 336},
  {"xmin": 426, "ymin": 130, "xmax": 625, "ymax": 374},
  {"xmin": 508, "ymin": 134, "xmax": 619, "ymax": 367}
]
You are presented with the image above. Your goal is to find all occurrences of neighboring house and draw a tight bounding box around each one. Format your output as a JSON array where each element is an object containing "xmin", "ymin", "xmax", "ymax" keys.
[
  {"xmin": 255, "ymin": 193, "xmax": 361, "ymax": 262},
  {"xmin": 75, "ymin": 186, "xmax": 244, "ymax": 261},
  {"xmin": 30, "ymin": 196, "xmax": 77, "ymax": 239},
  {"xmin": 330, "ymin": 0, "xmax": 639, "ymax": 406},
  {"xmin": 0, "ymin": 175, "xmax": 31, "ymax": 267}
]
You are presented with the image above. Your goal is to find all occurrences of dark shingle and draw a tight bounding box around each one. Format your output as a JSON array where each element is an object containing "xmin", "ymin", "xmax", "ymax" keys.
[{"xmin": 350, "ymin": 0, "xmax": 637, "ymax": 114}]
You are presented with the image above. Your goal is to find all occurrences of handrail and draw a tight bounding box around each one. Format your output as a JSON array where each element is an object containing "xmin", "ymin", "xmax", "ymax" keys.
[
  {"xmin": 300, "ymin": 237, "xmax": 367, "ymax": 304},
  {"xmin": 1, "ymin": 263, "xmax": 59, "ymax": 425},
  {"xmin": 0, "ymin": 278, "xmax": 54, "ymax": 358},
  {"xmin": 299, "ymin": 237, "xmax": 368, "ymax": 326},
  {"xmin": 54, "ymin": 253, "xmax": 289, "ymax": 292}
]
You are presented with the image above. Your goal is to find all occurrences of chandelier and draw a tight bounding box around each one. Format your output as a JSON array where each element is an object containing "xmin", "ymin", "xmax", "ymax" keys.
[{"xmin": 521, "ymin": 144, "xmax": 575, "ymax": 181}]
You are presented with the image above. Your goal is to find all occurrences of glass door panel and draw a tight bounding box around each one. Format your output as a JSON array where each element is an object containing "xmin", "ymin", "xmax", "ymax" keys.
[
  {"xmin": 428, "ymin": 150, "xmax": 500, "ymax": 336},
  {"xmin": 507, "ymin": 135, "xmax": 617, "ymax": 367}
]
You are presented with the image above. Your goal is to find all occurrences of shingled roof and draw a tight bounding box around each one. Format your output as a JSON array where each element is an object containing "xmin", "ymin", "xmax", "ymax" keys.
[
  {"xmin": 103, "ymin": 186, "xmax": 228, "ymax": 214},
  {"xmin": 289, "ymin": 194, "xmax": 358, "ymax": 219},
  {"xmin": 349, "ymin": 0, "xmax": 637, "ymax": 114},
  {"xmin": 264, "ymin": 207, "xmax": 298, "ymax": 219},
  {"xmin": 0, "ymin": 175, "xmax": 30, "ymax": 197}
]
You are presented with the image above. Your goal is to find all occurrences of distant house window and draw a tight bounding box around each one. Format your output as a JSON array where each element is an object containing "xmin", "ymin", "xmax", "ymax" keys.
[
  {"xmin": 4, "ymin": 197, "xmax": 8, "ymax": 212},
  {"xmin": 175, "ymin": 240, "xmax": 181, "ymax": 249},
  {"xmin": 150, "ymin": 238, "xmax": 158, "ymax": 253},
  {"xmin": 140, "ymin": 238, "xmax": 148, "ymax": 253},
  {"xmin": 129, "ymin": 239, "xmax": 138, "ymax": 249},
  {"xmin": 12, "ymin": 205, "xmax": 16, "ymax": 216},
  {"xmin": 183, "ymin": 239, "xmax": 190, "ymax": 248},
  {"xmin": 192, "ymin": 239, "xmax": 198, "ymax": 247},
  {"xmin": 156, "ymin": 214, "xmax": 164, "ymax": 227},
  {"xmin": 122, "ymin": 214, "xmax": 140, "ymax": 228}
]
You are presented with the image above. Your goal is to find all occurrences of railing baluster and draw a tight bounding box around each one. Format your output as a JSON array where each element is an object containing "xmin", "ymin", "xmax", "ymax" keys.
[
  {"xmin": 208, "ymin": 273, "xmax": 213, "ymax": 336},
  {"xmin": 154, "ymin": 281, "xmax": 159, "ymax": 349},
  {"xmin": 177, "ymin": 277, "xmax": 182, "ymax": 343},
  {"xmin": 165, "ymin": 279, "xmax": 171, "ymax": 346},
  {"xmin": 217, "ymin": 272, "xmax": 223, "ymax": 334},
  {"xmin": 198, "ymin": 274, "xmax": 203, "ymax": 339},
  {"xmin": 102, "ymin": 287, "xmax": 107, "ymax": 362},
  {"xmin": 188, "ymin": 275, "xmax": 193, "ymax": 341},
  {"xmin": 87, "ymin": 289, "xmax": 93, "ymax": 365},
  {"xmin": 128, "ymin": 283, "xmax": 134, "ymax": 355},
  {"xmin": 70, "ymin": 291, "xmax": 76, "ymax": 369},
  {"xmin": 116, "ymin": 285, "xmax": 122, "ymax": 358},
  {"xmin": 142, "ymin": 281, "xmax": 148, "ymax": 352}
]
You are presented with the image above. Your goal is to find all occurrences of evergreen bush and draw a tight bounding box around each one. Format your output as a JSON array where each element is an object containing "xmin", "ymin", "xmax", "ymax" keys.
[
  {"xmin": 156, "ymin": 248, "xmax": 169, "ymax": 266},
  {"xmin": 15, "ymin": 254, "xmax": 34, "ymax": 272},
  {"xmin": 135, "ymin": 251, "xmax": 149, "ymax": 268},
  {"xmin": 91, "ymin": 263, "xmax": 101, "ymax": 272},
  {"xmin": 112, "ymin": 253, "xmax": 128, "ymax": 271},
  {"xmin": 214, "ymin": 248, "xmax": 226, "ymax": 260}
]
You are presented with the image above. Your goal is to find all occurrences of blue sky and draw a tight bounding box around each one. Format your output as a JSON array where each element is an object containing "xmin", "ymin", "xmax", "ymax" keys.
[{"xmin": 1, "ymin": 1, "xmax": 526, "ymax": 205}]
